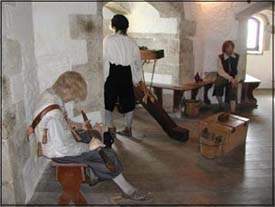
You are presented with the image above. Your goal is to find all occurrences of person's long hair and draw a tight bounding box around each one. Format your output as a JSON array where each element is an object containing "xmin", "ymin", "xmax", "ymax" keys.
[{"xmin": 52, "ymin": 71, "xmax": 87, "ymax": 101}]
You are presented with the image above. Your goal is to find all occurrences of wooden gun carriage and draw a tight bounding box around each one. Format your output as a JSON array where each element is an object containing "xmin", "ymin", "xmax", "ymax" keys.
[{"xmin": 135, "ymin": 49, "xmax": 189, "ymax": 142}]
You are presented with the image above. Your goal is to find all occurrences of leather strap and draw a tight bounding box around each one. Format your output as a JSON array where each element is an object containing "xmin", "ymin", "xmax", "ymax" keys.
[{"xmin": 31, "ymin": 104, "xmax": 61, "ymax": 130}]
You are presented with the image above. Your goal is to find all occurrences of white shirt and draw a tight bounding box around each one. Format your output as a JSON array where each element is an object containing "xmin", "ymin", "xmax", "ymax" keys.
[
  {"xmin": 103, "ymin": 33, "xmax": 143, "ymax": 85},
  {"xmin": 33, "ymin": 89, "xmax": 89, "ymax": 158}
]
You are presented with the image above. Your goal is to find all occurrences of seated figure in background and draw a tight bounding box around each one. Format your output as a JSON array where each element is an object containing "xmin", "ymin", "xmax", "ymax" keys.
[
  {"xmin": 213, "ymin": 40, "xmax": 240, "ymax": 113},
  {"xmin": 27, "ymin": 71, "xmax": 148, "ymax": 201}
]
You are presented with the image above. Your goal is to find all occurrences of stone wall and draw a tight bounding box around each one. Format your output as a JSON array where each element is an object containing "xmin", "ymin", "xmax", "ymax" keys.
[
  {"xmin": 32, "ymin": 2, "xmax": 103, "ymax": 116},
  {"xmin": 246, "ymin": 10, "xmax": 273, "ymax": 89},
  {"xmin": 103, "ymin": 2, "xmax": 196, "ymax": 85},
  {"xmin": 1, "ymin": 2, "xmax": 198, "ymax": 203},
  {"xmin": 2, "ymin": 2, "xmax": 104, "ymax": 204},
  {"xmin": 2, "ymin": 2, "xmax": 48, "ymax": 204},
  {"xmin": 103, "ymin": 19, "xmax": 180, "ymax": 83},
  {"xmin": 183, "ymin": 2, "xmax": 270, "ymax": 79},
  {"xmin": 182, "ymin": 2, "xmax": 272, "ymax": 102},
  {"xmin": 70, "ymin": 12, "xmax": 104, "ymax": 115},
  {"xmin": 178, "ymin": 11, "xmax": 196, "ymax": 84},
  {"xmin": 131, "ymin": 33, "xmax": 180, "ymax": 83}
]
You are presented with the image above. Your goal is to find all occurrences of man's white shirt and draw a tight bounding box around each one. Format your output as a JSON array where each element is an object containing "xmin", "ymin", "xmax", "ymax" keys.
[
  {"xmin": 103, "ymin": 33, "xmax": 143, "ymax": 85},
  {"xmin": 33, "ymin": 89, "xmax": 89, "ymax": 158}
]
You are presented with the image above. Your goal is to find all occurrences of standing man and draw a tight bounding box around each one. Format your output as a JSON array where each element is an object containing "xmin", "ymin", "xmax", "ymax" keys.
[
  {"xmin": 103, "ymin": 14, "xmax": 143, "ymax": 138},
  {"xmin": 213, "ymin": 40, "xmax": 240, "ymax": 113}
]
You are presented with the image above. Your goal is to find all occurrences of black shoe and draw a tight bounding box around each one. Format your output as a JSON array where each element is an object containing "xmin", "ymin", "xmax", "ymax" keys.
[
  {"xmin": 122, "ymin": 190, "xmax": 151, "ymax": 201},
  {"xmin": 108, "ymin": 127, "xmax": 117, "ymax": 139},
  {"xmin": 103, "ymin": 131, "xmax": 114, "ymax": 148}
]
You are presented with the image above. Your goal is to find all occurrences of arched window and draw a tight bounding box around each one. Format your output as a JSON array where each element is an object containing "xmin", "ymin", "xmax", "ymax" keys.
[{"xmin": 247, "ymin": 16, "xmax": 263, "ymax": 53}]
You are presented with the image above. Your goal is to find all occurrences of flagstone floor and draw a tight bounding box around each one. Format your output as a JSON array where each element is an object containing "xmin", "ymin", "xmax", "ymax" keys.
[{"xmin": 29, "ymin": 89, "xmax": 273, "ymax": 206}]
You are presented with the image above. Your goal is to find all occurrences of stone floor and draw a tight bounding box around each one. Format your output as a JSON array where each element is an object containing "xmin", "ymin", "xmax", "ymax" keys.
[{"xmin": 29, "ymin": 89, "xmax": 273, "ymax": 206}]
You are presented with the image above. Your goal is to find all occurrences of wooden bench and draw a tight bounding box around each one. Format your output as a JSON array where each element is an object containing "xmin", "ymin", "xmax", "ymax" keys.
[
  {"xmin": 147, "ymin": 80, "xmax": 214, "ymax": 112},
  {"xmin": 52, "ymin": 162, "xmax": 88, "ymax": 205},
  {"xmin": 147, "ymin": 74, "xmax": 261, "ymax": 111},
  {"xmin": 240, "ymin": 74, "xmax": 261, "ymax": 108}
]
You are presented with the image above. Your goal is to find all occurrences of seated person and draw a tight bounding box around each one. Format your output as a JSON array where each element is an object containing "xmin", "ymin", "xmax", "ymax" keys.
[
  {"xmin": 27, "ymin": 71, "xmax": 148, "ymax": 201},
  {"xmin": 213, "ymin": 40, "xmax": 240, "ymax": 113}
]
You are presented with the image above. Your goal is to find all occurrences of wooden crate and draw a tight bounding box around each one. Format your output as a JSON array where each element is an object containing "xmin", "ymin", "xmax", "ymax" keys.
[
  {"xmin": 199, "ymin": 113, "xmax": 249, "ymax": 159},
  {"xmin": 200, "ymin": 137, "xmax": 223, "ymax": 159},
  {"xmin": 182, "ymin": 99, "xmax": 202, "ymax": 118},
  {"xmin": 140, "ymin": 49, "xmax": 164, "ymax": 60}
]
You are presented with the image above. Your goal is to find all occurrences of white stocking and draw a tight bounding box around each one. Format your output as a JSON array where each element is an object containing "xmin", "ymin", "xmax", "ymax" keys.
[{"xmin": 113, "ymin": 173, "xmax": 136, "ymax": 195}]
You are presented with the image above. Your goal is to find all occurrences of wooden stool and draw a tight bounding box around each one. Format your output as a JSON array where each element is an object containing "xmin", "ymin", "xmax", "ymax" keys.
[{"xmin": 52, "ymin": 162, "xmax": 88, "ymax": 205}]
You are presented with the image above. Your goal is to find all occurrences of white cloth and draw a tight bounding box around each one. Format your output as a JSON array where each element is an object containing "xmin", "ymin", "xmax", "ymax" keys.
[
  {"xmin": 217, "ymin": 53, "xmax": 240, "ymax": 81},
  {"xmin": 33, "ymin": 88, "xmax": 89, "ymax": 158},
  {"xmin": 125, "ymin": 111, "xmax": 133, "ymax": 128},
  {"xmin": 103, "ymin": 33, "xmax": 143, "ymax": 85},
  {"xmin": 113, "ymin": 173, "xmax": 136, "ymax": 195},
  {"xmin": 105, "ymin": 110, "xmax": 113, "ymax": 128},
  {"xmin": 105, "ymin": 110, "xmax": 134, "ymax": 128},
  {"xmin": 89, "ymin": 138, "xmax": 105, "ymax": 151}
]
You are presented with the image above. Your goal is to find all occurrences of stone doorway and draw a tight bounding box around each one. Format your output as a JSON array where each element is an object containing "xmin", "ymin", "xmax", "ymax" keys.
[{"xmin": 102, "ymin": 1, "xmax": 196, "ymax": 85}]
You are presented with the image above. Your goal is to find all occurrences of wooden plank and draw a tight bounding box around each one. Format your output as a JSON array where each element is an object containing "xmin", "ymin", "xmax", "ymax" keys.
[
  {"xmin": 134, "ymin": 84, "xmax": 189, "ymax": 142},
  {"xmin": 140, "ymin": 49, "xmax": 164, "ymax": 60},
  {"xmin": 146, "ymin": 79, "xmax": 214, "ymax": 92}
]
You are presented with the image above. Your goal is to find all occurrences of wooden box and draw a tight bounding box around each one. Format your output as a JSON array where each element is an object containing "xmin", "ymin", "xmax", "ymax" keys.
[
  {"xmin": 199, "ymin": 113, "xmax": 249, "ymax": 159},
  {"xmin": 140, "ymin": 49, "xmax": 164, "ymax": 60},
  {"xmin": 181, "ymin": 99, "xmax": 202, "ymax": 118}
]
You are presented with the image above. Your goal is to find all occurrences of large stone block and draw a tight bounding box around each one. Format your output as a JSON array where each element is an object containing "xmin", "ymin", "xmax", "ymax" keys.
[
  {"xmin": 11, "ymin": 166, "xmax": 26, "ymax": 203},
  {"xmin": 179, "ymin": 54, "xmax": 194, "ymax": 82},
  {"xmin": 180, "ymin": 38, "xmax": 193, "ymax": 53},
  {"xmin": 70, "ymin": 13, "xmax": 104, "ymax": 115},
  {"xmin": 134, "ymin": 37, "xmax": 155, "ymax": 49},
  {"xmin": 3, "ymin": 38, "xmax": 22, "ymax": 76},
  {"xmin": 2, "ymin": 75, "xmax": 12, "ymax": 107},
  {"xmin": 73, "ymin": 69, "xmax": 104, "ymax": 115},
  {"xmin": 103, "ymin": 19, "xmax": 112, "ymax": 36},
  {"xmin": 6, "ymin": 133, "xmax": 27, "ymax": 203},
  {"xmin": 2, "ymin": 108, "xmax": 16, "ymax": 140},
  {"xmin": 69, "ymin": 14, "xmax": 102, "ymax": 40},
  {"xmin": 179, "ymin": 41, "xmax": 194, "ymax": 83},
  {"xmin": 74, "ymin": 98, "xmax": 103, "ymax": 117},
  {"xmin": 6, "ymin": 125, "xmax": 30, "ymax": 171},
  {"xmin": 2, "ymin": 139, "xmax": 16, "ymax": 204},
  {"xmin": 168, "ymin": 39, "xmax": 180, "ymax": 56},
  {"xmin": 160, "ymin": 64, "xmax": 179, "ymax": 76},
  {"xmin": 164, "ymin": 55, "xmax": 179, "ymax": 66},
  {"xmin": 22, "ymin": 156, "xmax": 49, "ymax": 203},
  {"xmin": 150, "ymin": 2, "xmax": 181, "ymax": 18},
  {"xmin": 15, "ymin": 101, "xmax": 26, "ymax": 124},
  {"xmin": 180, "ymin": 19, "xmax": 196, "ymax": 37},
  {"xmin": 72, "ymin": 63, "xmax": 93, "ymax": 76},
  {"xmin": 87, "ymin": 39, "xmax": 103, "ymax": 64},
  {"xmin": 10, "ymin": 73, "xmax": 24, "ymax": 104}
]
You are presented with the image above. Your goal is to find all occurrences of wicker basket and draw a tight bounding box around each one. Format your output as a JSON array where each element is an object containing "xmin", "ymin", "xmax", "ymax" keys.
[{"xmin": 182, "ymin": 99, "xmax": 202, "ymax": 118}]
